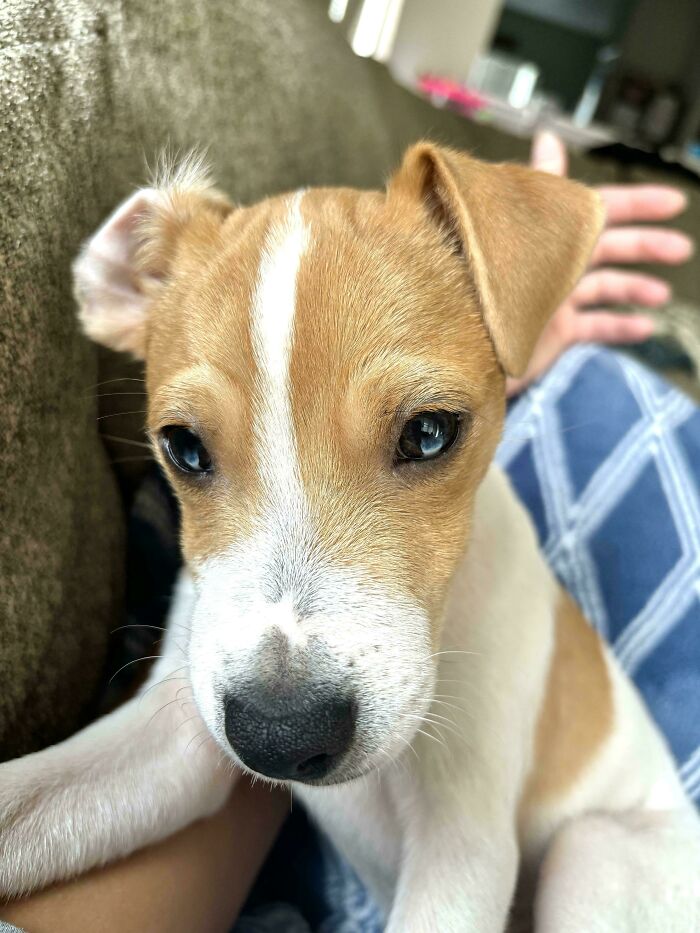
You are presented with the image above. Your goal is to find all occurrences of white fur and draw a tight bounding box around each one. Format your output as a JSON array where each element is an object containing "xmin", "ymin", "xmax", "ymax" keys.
[
  {"xmin": 535, "ymin": 808, "xmax": 700, "ymax": 932},
  {"xmin": 251, "ymin": 190, "xmax": 309, "ymax": 509},
  {"xmin": 0, "ymin": 575, "xmax": 234, "ymax": 897},
  {"xmin": 189, "ymin": 543, "xmax": 433, "ymax": 782}
]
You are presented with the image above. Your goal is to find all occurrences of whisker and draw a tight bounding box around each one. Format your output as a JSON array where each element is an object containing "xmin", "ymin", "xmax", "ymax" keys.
[
  {"xmin": 427, "ymin": 649, "xmax": 480, "ymax": 660},
  {"xmin": 422, "ymin": 710, "xmax": 458, "ymax": 727},
  {"xmin": 96, "ymin": 409, "xmax": 148, "ymax": 421},
  {"xmin": 423, "ymin": 719, "xmax": 451, "ymax": 744},
  {"xmin": 85, "ymin": 376, "xmax": 146, "ymax": 390},
  {"xmin": 417, "ymin": 712, "xmax": 467, "ymax": 748},
  {"xmin": 431, "ymin": 697, "xmax": 468, "ymax": 713},
  {"xmin": 101, "ymin": 434, "xmax": 152, "ymax": 449},
  {"xmin": 377, "ymin": 746, "xmax": 408, "ymax": 780},
  {"xmin": 193, "ymin": 732, "xmax": 216, "ymax": 757},
  {"xmin": 89, "ymin": 391, "xmax": 147, "ymax": 399},
  {"xmin": 432, "ymin": 701, "xmax": 470, "ymax": 721},
  {"xmin": 143, "ymin": 690, "xmax": 194, "ymax": 731},
  {"xmin": 376, "ymin": 747, "xmax": 397, "ymax": 778},
  {"xmin": 174, "ymin": 711, "xmax": 203, "ymax": 734},
  {"xmin": 394, "ymin": 732, "xmax": 420, "ymax": 763},
  {"xmin": 137, "ymin": 668, "xmax": 189, "ymax": 704},
  {"xmin": 113, "ymin": 622, "xmax": 193, "ymax": 637},
  {"xmin": 421, "ymin": 715, "xmax": 461, "ymax": 741},
  {"xmin": 404, "ymin": 709, "xmax": 457, "ymax": 733},
  {"xmin": 182, "ymin": 729, "xmax": 207, "ymax": 757},
  {"xmin": 215, "ymin": 746, "xmax": 232, "ymax": 776},
  {"xmin": 413, "ymin": 726, "xmax": 447, "ymax": 750},
  {"xmin": 108, "ymin": 654, "xmax": 164, "ymax": 684}
]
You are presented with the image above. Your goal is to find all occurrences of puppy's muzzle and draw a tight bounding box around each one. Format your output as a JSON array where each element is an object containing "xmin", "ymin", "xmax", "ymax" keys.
[{"xmin": 224, "ymin": 687, "xmax": 356, "ymax": 782}]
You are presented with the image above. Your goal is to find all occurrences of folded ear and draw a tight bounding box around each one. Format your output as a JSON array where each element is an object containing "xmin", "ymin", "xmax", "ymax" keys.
[
  {"xmin": 388, "ymin": 142, "xmax": 604, "ymax": 377},
  {"xmin": 73, "ymin": 156, "xmax": 232, "ymax": 358}
]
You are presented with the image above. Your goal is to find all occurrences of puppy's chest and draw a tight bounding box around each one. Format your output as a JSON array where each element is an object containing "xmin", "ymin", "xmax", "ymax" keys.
[{"xmin": 297, "ymin": 777, "xmax": 403, "ymax": 911}]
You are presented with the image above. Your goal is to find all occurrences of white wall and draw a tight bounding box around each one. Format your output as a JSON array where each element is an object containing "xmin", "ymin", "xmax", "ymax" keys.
[{"xmin": 387, "ymin": 0, "xmax": 504, "ymax": 87}]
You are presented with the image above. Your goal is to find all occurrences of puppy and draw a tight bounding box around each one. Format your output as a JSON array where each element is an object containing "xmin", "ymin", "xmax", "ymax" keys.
[{"xmin": 2, "ymin": 144, "xmax": 699, "ymax": 931}]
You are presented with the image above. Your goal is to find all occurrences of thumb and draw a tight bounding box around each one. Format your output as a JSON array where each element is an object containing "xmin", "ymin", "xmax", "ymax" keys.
[{"xmin": 531, "ymin": 130, "xmax": 568, "ymax": 177}]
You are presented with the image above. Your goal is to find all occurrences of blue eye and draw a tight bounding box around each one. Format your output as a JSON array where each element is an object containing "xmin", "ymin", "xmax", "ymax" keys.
[
  {"xmin": 396, "ymin": 411, "xmax": 461, "ymax": 462},
  {"xmin": 161, "ymin": 426, "xmax": 213, "ymax": 475}
]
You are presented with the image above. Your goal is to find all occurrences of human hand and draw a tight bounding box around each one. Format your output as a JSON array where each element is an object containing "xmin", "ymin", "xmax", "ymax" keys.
[{"xmin": 506, "ymin": 131, "xmax": 694, "ymax": 396}]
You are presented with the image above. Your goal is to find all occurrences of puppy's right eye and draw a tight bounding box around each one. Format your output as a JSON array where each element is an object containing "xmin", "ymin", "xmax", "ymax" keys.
[
  {"xmin": 396, "ymin": 410, "xmax": 461, "ymax": 463},
  {"xmin": 161, "ymin": 426, "xmax": 213, "ymax": 475}
]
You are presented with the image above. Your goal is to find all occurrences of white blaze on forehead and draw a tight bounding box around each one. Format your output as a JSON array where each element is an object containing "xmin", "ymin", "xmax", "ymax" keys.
[{"xmin": 251, "ymin": 191, "xmax": 309, "ymax": 505}]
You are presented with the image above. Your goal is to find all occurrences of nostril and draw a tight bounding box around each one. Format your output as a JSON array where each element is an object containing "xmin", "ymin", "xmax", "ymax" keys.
[{"xmin": 295, "ymin": 752, "xmax": 332, "ymax": 776}]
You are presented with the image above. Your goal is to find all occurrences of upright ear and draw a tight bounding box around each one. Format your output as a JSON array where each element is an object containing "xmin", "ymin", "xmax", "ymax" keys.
[
  {"xmin": 73, "ymin": 156, "xmax": 232, "ymax": 358},
  {"xmin": 388, "ymin": 142, "xmax": 604, "ymax": 377}
]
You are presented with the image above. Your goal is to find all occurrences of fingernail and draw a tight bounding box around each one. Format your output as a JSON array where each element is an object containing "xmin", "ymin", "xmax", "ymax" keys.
[
  {"xmin": 671, "ymin": 234, "xmax": 695, "ymax": 261},
  {"xmin": 650, "ymin": 281, "xmax": 671, "ymax": 304},
  {"xmin": 665, "ymin": 189, "xmax": 688, "ymax": 213},
  {"xmin": 632, "ymin": 316, "xmax": 657, "ymax": 339},
  {"xmin": 532, "ymin": 131, "xmax": 565, "ymax": 175}
]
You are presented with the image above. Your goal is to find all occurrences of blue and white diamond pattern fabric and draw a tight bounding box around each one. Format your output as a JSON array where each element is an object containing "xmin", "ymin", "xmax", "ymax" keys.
[{"xmin": 497, "ymin": 345, "xmax": 700, "ymax": 802}]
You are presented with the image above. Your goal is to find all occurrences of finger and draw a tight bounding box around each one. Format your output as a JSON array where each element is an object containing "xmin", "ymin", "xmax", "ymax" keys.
[
  {"xmin": 572, "ymin": 311, "xmax": 656, "ymax": 345},
  {"xmin": 591, "ymin": 227, "xmax": 694, "ymax": 266},
  {"xmin": 597, "ymin": 185, "xmax": 688, "ymax": 225},
  {"xmin": 573, "ymin": 269, "xmax": 671, "ymax": 307},
  {"xmin": 530, "ymin": 130, "xmax": 567, "ymax": 176}
]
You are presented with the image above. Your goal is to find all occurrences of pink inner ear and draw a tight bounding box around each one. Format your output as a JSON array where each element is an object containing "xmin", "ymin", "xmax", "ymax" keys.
[{"xmin": 73, "ymin": 189, "xmax": 161, "ymax": 357}]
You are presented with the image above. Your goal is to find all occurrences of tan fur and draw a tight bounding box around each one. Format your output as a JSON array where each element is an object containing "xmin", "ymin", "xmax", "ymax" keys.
[
  {"xmin": 520, "ymin": 591, "xmax": 613, "ymax": 817},
  {"xmin": 389, "ymin": 143, "xmax": 605, "ymax": 377},
  {"xmin": 291, "ymin": 189, "xmax": 503, "ymax": 630}
]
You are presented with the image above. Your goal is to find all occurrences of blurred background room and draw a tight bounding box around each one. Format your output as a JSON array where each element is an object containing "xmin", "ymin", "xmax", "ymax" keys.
[
  {"xmin": 330, "ymin": 0, "xmax": 700, "ymax": 390},
  {"xmin": 334, "ymin": 0, "xmax": 700, "ymax": 165}
]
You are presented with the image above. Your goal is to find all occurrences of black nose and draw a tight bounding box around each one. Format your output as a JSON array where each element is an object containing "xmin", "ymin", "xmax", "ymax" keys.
[{"xmin": 224, "ymin": 690, "xmax": 355, "ymax": 782}]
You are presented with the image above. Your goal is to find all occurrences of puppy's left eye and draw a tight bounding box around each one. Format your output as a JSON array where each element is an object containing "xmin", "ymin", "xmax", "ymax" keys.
[
  {"xmin": 396, "ymin": 411, "xmax": 461, "ymax": 462},
  {"xmin": 161, "ymin": 425, "xmax": 213, "ymax": 475}
]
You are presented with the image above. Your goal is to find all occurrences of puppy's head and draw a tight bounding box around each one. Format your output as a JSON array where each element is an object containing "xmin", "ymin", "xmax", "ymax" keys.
[{"xmin": 75, "ymin": 145, "xmax": 602, "ymax": 784}]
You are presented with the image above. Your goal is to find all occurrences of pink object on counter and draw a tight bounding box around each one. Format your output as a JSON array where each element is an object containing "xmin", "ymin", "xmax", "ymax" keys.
[{"xmin": 418, "ymin": 75, "xmax": 486, "ymax": 116}]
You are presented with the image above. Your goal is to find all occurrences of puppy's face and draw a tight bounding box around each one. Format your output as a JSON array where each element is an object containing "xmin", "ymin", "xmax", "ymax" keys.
[{"xmin": 75, "ymin": 145, "xmax": 602, "ymax": 784}]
